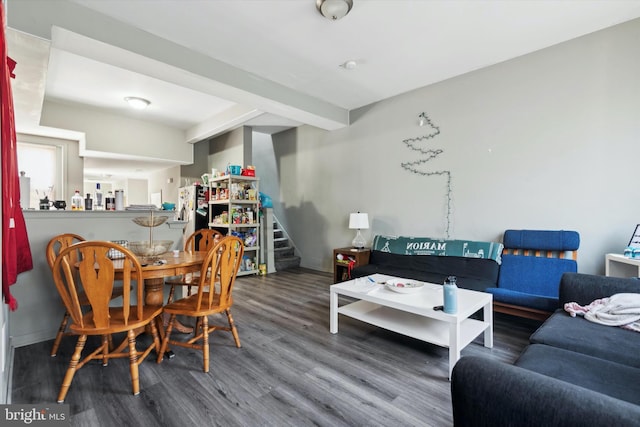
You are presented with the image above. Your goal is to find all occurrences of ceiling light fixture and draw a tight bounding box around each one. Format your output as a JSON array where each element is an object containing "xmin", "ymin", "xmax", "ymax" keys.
[
  {"xmin": 316, "ymin": 0, "xmax": 353, "ymax": 21},
  {"xmin": 340, "ymin": 60, "xmax": 357, "ymax": 70},
  {"xmin": 124, "ymin": 96, "xmax": 150, "ymax": 110}
]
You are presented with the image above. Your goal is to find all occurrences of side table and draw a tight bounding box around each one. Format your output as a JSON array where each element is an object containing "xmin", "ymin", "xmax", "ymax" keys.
[
  {"xmin": 605, "ymin": 253, "xmax": 640, "ymax": 278},
  {"xmin": 333, "ymin": 247, "xmax": 370, "ymax": 283}
]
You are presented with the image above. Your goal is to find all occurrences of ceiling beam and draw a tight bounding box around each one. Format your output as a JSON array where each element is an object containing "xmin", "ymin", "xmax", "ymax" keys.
[{"xmin": 6, "ymin": 0, "xmax": 349, "ymax": 131}]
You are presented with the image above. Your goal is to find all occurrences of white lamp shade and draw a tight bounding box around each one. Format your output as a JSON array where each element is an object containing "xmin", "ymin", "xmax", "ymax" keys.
[{"xmin": 349, "ymin": 213, "xmax": 369, "ymax": 230}]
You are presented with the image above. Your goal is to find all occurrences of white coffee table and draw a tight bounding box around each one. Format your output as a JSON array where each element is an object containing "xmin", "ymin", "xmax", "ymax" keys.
[{"xmin": 330, "ymin": 274, "xmax": 493, "ymax": 379}]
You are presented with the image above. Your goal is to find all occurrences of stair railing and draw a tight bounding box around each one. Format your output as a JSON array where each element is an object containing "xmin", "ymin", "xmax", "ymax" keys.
[{"xmin": 272, "ymin": 213, "xmax": 300, "ymax": 259}]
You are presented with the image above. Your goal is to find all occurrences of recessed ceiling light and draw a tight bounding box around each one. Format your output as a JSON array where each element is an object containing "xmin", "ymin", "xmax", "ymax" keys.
[{"xmin": 124, "ymin": 96, "xmax": 151, "ymax": 109}]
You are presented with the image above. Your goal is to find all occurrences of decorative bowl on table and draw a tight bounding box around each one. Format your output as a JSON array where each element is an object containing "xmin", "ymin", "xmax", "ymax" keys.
[
  {"xmin": 129, "ymin": 240, "xmax": 173, "ymax": 257},
  {"xmin": 161, "ymin": 202, "xmax": 176, "ymax": 211},
  {"xmin": 385, "ymin": 278, "xmax": 425, "ymax": 294},
  {"xmin": 132, "ymin": 216, "xmax": 169, "ymax": 227}
]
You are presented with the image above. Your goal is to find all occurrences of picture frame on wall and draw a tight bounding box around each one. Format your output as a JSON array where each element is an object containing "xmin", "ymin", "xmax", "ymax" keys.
[{"xmin": 627, "ymin": 224, "xmax": 640, "ymax": 248}]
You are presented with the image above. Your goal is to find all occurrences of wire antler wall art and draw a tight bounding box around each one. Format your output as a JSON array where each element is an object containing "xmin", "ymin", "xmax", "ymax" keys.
[{"xmin": 400, "ymin": 112, "xmax": 453, "ymax": 238}]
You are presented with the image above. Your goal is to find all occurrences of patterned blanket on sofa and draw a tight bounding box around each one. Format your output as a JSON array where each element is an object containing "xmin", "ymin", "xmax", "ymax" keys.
[{"xmin": 371, "ymin": 235, "xmax": 503, "ymax": 264}]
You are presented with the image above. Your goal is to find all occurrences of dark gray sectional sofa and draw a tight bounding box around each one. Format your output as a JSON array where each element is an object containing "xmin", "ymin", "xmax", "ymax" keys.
[
  {"xmin": 451, "ymin": 273, "xmax": 640, "ymax": 427},
  {"xmin": 350, "ymin": 250, "xmax": 500, "ymax": 292},
  {"xmin": 349, "ymin": 235, "xmax": 503, "ymax": 291}
]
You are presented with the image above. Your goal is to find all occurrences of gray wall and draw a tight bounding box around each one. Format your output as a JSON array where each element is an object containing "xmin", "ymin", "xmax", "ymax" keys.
[
  {"xmin": 41, "ymin": 100, "xmax": 190, "ymax": 164},
  {"xmin": 180, "ymin": 139, "xmax": 208, "ymax": 185},
  {"xmin": 148, "ymin": 165, "xmax": 181, "ymax": 205},
  {"xmin": 265, "ymin": 18, "xmax": 640, "ymax": 275},
  {"xmin": 182, "ymin": 126, "xmax": 248, "ymax": 183},
  {"xmin": 207, "ymin": 127, "xmax": 246, "ymax": 171},
  {"xmin": 252, "ymin": 131, "xmax": 280, "ymax": 209}
]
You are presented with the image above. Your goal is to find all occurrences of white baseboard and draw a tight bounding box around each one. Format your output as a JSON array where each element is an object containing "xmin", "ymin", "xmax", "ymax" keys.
[
  {"xmin": 10, "ymin": 331, "xmax": 55, "ymax": 349},
  {"xmin": 5, "ymin": 340, "xmax": 14, "ymax": 404}
]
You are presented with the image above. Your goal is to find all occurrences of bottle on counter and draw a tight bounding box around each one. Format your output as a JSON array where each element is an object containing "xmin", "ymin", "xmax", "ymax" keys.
[
  {"xmin": 71, "ymin": 190, "xmax": 84, "ymax": 211},
  {"xmin": 94, "ymin": 183, "xmax": 103, "ymax": 210},
  {"xmin": 115, "ymin": 189, "xmax": 124, "ymax": 211},
  {"xmin": 443, "ymin": 275, "xmax": 458, "ymax": 314},
  {"xmin": 84, "ymin": 193, "xmax": 93, "ymax": 210},
  {"xmin": 105, "ymin": 191, "xmax": 116, "ymax": 211}
]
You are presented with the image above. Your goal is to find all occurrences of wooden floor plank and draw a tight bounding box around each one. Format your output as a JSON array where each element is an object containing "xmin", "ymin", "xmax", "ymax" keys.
[{"xmin": 11, "ymin": 268, "xmax": 540, "ymax": 426}]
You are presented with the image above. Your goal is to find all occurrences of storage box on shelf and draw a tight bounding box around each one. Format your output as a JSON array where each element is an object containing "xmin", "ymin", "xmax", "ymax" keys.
[{"xmin": 208, "ymin": 174, "xmax": 261, "ymax": 275}]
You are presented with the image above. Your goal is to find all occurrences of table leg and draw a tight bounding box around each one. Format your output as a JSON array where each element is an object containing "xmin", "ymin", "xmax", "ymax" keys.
[
  {"xmin": 143, "ymin": 278, "xmax": 177, "ymax": 358},
  {"xmin": 144, "ymin": 278, "xmax": 165, "ymax": 307},
  {"xmin": 143, "ymin": 277, "xmax": 165, "ymax": 336},
  {"xmin": 144, "ymin": 278, "xmax": 193, "ymax": 331},
  {"xmin": 330, "ymin": 289, "xmax": 338, "ymax": 334},
  {"xmin": 449, "ymin": 321, "xmax": 461, "ymax": 381},
  {"xmin": 484, "ymin": 300, "xmax": 494, "ymax": 349}
]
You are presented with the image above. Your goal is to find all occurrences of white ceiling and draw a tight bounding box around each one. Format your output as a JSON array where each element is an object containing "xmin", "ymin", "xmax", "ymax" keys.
[{"xmin": 7, "ymin": 0, "xmax": 640, "ymax": 179}]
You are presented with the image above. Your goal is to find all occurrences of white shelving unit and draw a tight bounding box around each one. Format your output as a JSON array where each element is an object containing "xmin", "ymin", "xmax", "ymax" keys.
[{"xmin": 208, "ymin": 175, "xmax": 260, "ymax": 276}]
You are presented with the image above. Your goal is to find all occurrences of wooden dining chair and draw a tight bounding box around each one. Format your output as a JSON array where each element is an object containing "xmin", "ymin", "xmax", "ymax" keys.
[
  {"xmin": 46, "ymin": 233, "xmax": 126, "ymax": 357},
  {"xmin": 51, "ymin": 241, "xmax": 162, "ymax": 403},
  {"xmin": 165, "ymin": 228, "xmax": 224, "ymax": 304},
  {"xmin": 157, "ymin": 236, "xmax": 244, "ymax": 372}
]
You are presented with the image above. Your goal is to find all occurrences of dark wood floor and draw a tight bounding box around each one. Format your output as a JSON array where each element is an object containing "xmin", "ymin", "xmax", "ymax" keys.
[{"xmin": 11, "ymin": 268, "xmax": 541, "ymax": 426}]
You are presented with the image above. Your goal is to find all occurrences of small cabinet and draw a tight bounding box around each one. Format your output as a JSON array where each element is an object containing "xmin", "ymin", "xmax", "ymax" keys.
[
  {"xmin": 209, "ymin": 175, "xmax": 260, "ymax": 276},
  {"xmin": 333, "ymin": 247, "xmax": 370, "ymax": 283}
]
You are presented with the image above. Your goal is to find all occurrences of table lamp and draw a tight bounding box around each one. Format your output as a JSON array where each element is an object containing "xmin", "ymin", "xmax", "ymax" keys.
[{"xmin": 349, "ymin": 212, "xmax": 369, "ymax": 249}]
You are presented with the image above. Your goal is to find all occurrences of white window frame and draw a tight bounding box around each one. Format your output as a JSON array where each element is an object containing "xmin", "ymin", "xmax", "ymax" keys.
[{"xmin": 17, "ymin": 138, "xmax": 66, "ymax": 208}]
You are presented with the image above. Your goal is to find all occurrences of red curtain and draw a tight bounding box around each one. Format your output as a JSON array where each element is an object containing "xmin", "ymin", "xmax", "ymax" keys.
[{"xmin": 1, "ymin": 3, "xmax": 33, "ymax": 310}]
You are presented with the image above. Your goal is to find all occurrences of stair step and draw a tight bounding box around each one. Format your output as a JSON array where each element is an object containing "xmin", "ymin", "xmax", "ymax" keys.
[
  {"xmin": 274, "ymin": 237, "xmax": 289, "ymax": 248},
  {"xmin": 275, "ymin": 255, "xmax": 301, "ymax": 271},
  {"xmin": 274, "ymin": 246, "xmax": 294, "ymax": 258}
]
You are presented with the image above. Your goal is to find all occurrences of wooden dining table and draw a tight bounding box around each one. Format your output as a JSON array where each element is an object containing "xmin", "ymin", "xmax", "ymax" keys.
[
  {"xmin": 113, "ymin": 250, "xmax": 205, "ymax": 304},
  {"xmin": 133, "ymin": 250, "xmax": 207, "ymax": 307},
  {"xmin": 88, "ymin": 250, "xmax": 203, "ymax": 307},
  {"xmin": 113, "ymin": 250, "xmax": 207, "ymax": 346}
]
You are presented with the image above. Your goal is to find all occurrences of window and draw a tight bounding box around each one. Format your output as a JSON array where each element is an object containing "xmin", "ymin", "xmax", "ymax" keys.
[{"xmin": 17, "ymin": 141, "xmax": 63, "ymax": 209}]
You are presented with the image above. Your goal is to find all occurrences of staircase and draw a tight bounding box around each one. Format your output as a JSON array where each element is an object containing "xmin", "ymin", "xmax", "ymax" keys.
[{"xmin": 273, "ymin": 220, "xmax": 301, "ymax": 271}]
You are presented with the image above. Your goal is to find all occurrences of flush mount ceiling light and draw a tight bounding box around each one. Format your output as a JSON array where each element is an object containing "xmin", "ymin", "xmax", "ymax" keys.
[
  {"xmin": 124, "ymin": 96, "xmax": 150, "ymax": 110},
  {"xmin": 316, "ymin": 0, "xmax": 353, "ymax": 21},
  {"xmin": 339, "ymin": 60, "xmax": 358, "ymax": 70}
]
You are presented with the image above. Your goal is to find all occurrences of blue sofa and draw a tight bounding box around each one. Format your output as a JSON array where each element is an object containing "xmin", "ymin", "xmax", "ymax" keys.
[{"xmin": 451, "ymin": 273, "xmax": 640, "ymax": 426}]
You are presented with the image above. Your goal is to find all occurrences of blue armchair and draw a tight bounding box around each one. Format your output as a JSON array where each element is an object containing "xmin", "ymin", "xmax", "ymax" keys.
[{"xmin": 486, "ymin": 229, "xmax": 580, "ymax": 320}]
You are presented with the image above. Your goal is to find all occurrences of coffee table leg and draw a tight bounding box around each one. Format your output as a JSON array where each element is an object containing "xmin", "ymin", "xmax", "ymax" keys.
[
  {"xmin": 449, "ymin": 321, "xmax": 461, "ymax": 381},
  {"xmin": 330, "ymin": 289, "xmax": 338, "ymax": 334},
  {"xmin": 484, "ymin": 300, "xmax": 494, "ymax": 348}
]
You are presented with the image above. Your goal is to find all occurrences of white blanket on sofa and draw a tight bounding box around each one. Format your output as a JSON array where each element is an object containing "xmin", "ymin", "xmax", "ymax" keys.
[{"xmin": 564, "ymin": 293, "xmax": 640, "ymax": 333}]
